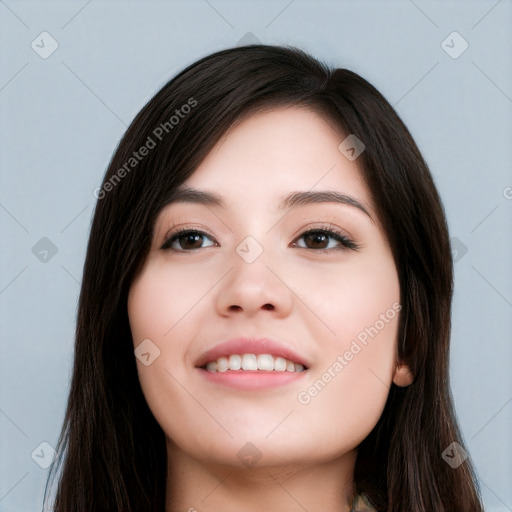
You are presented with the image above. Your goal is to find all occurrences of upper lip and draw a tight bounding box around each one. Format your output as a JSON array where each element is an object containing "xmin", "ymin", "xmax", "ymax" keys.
[{"xmin": 195, "ymin": 337, "xmax": 309, "ymax": 369}]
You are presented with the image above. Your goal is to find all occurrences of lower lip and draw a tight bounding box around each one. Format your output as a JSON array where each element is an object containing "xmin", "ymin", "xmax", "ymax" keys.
[{"xmin": 197, "ymin": 368, "xmax": 307, "ymax": 390}]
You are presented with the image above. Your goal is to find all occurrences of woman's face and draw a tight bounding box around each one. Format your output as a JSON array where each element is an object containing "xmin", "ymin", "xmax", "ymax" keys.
[{"xmin": 128, "ymin": 106, "xmax": 401, "ymax": 469}]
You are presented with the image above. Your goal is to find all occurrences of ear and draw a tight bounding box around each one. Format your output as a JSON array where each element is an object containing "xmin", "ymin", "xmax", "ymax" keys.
[{"xmin": 392, "ymin": 363, "xmax": 414, "ymax": 387}]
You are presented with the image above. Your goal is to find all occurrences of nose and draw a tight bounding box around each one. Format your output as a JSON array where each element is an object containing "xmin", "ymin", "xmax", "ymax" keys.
[{"xmin": 215, "ymin": 244, "xmax": 294, "ymax": 319}]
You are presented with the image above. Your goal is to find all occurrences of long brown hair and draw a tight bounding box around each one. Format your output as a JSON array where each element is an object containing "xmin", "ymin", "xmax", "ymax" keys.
[{"xmin": 44, "ymin": 44, "xmax": 483, "ymax": 511}]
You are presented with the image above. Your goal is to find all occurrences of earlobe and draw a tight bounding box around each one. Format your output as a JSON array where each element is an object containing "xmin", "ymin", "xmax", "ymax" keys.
[{"xmin": 393, "ymin": 364, "xmax": 414, "ymax": 387}]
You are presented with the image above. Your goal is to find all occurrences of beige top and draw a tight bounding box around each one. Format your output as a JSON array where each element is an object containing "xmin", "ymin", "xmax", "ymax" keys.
[{"xmin": 351, "ymin": 492, "xmax": 378, "ymax": 511}]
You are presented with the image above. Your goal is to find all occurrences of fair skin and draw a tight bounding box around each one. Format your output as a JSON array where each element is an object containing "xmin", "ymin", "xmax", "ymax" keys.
[{"xmin": 128, "ymin": 107, "xmax": 412, "ymax": 512}]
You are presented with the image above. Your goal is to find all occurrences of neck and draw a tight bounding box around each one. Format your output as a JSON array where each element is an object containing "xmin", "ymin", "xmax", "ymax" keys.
[{"xmin": 165, "ymin": 440, "xmax": 358, "ymax": 512}]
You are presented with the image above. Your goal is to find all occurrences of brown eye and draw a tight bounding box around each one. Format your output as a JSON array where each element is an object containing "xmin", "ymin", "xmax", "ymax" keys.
[
  {"xmin": 292, "ymin": 228, "xmax": 359, "ymax": 252},
  {"xmin": 302, "ymin": 231, "xmax": 330, "ymax": 249},
  {"xmin": 177, "ymin": 233, "xmax": 204, "ymax": 250},
  {"xmin": 161, "ymin": 230, "xmax": 216, "ymax": 251}
]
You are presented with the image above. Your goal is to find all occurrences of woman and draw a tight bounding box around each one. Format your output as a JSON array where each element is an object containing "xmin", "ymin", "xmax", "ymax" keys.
[{"xmin": 44, "ymin": 44, "xmax": 484, "ymax": 511}]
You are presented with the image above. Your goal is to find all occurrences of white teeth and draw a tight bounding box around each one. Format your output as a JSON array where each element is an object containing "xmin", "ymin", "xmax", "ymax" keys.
[
  {"xmin": 229, "ymin": 354, "xmax": 241, "ymax": 370},
  {"xmin": 206, "ymin": 361, "xmax": 218, "ymax": 372},
  {"xmin": 274, "ymin": 357, "xmax": 287, "ymax": 371},
  {"xmin": 217, "ymin": 356, "xmax": 229, "ymax": 372},
  {"xmin": 242, "ymin": 353, "xmax": 258, "ymax": 370},
  {"xmin": 204, "ymin": 353, "xmax": 306, "ymax": 373},
  {"xmin": 257, "ymin": 354, "xmax": 274, "ymax": 371}
]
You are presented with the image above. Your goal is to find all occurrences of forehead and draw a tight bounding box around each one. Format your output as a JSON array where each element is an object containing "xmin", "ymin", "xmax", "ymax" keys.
[{"xmin": 182, "ymin": 106, "xmax": 371, "ymax": 209}]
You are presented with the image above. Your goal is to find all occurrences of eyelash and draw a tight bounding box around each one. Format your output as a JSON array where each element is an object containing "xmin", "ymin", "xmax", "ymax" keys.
[{"xmin": 159, "ymin": 224, "xmax": 360, "ymax": 253}]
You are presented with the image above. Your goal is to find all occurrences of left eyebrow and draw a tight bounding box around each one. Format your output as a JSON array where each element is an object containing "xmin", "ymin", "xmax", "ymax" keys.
[
  {"xmin": 278, "ymin": 190, "xmax": 373, "ymax": 221},
  {"xmin": 164, "ymin": 186, "xmax": 373, "ymax": 221}
]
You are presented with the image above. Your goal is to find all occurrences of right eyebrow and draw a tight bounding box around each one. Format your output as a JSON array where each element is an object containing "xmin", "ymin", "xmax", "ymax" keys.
[{"xmin": 163, "ymin": 186, "xmax": 224, "ymax": 207}]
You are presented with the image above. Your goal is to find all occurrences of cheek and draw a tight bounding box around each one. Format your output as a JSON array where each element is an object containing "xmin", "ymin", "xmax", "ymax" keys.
[
  {"xmin": 127, "ymin": 266, "xmax": 197, "ymax": 391},
  {"xmin": 294, "ymin": 247, "xmax": 400, "ymax": 348},
  {"xmin": 127, "ymin": 265, "xmax": 207, "ymax": 447},
  {"xmin": 127, "ymin": 259, "xmax": 216, "ymax": 344},
  {"xmin": 294, "ymin": 285, "xmax": 399, "ymax": 453},
  {"xmin": 294, "ymin": 355, "xmax": 393, "ymax": 454}
]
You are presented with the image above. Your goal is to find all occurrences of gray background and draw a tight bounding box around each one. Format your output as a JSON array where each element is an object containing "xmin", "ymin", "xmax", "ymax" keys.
[{"xmin": 0, "ymin": 0, "xmax": 511, "ymax": 510}]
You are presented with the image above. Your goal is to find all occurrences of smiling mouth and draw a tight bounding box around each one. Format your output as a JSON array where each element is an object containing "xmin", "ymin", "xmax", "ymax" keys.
[{"xmin": 200, "ymin": 353, "xmax": 307, "ymax": 373}]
